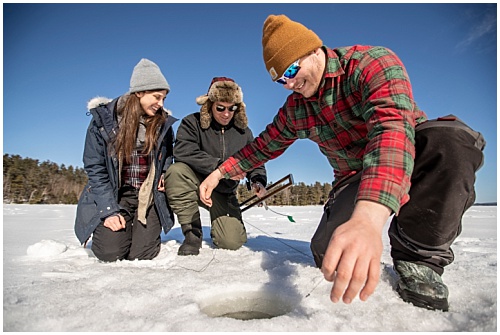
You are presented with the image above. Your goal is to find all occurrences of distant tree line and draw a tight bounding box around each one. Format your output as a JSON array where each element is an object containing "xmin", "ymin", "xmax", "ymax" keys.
[
  {"xmin": 3, "ymin": 154, "xmax": 87, "ymax": 204},
  {"xmin": 236, "ymin": 180, "xmax": 333, "ymax": 206},
  {"xmin": 3, "ymin": 154, "xmax": 334, "ymax": 206}
]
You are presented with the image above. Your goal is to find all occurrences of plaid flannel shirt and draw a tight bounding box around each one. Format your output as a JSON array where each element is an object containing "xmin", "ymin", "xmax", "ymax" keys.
[
  {"xmin": 219, "ymin": 45, "xmax": 427, "ymax": 214},
  {"xmin": 122, "ymin": 149, "xmax": 154, "ymax": 190}
]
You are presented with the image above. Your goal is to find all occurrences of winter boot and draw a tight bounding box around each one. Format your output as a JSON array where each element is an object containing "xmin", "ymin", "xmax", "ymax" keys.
[
  {"xmin": 178, "ymin": 219, "xmax": 202, "ymax": 256},
  {"xmin": 394, "ymin": 260, "xmax": 449, "ymax": 311}
]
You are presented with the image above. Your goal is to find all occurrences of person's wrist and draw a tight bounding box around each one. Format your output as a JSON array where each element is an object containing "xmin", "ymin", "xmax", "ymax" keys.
[{"xmin": 216, "ymin": 167, "xmax": 225, "ymax": 180}]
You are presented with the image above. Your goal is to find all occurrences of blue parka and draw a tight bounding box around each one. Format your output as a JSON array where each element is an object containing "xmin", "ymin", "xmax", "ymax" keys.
[{"xmin": 74, "ymin": 96, "xmax": 178, "ymax": 244}]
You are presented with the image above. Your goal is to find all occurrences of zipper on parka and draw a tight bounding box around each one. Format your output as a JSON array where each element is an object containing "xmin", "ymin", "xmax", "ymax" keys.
[{"xmin": 221, "ymin": 127, "xmax": 226, "ymax": 161}]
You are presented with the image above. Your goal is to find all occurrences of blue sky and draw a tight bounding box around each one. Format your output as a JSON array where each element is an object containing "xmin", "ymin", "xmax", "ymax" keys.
[{"xmin": 3, "ymin": 3, "xmax": 497, "ymax": 203}]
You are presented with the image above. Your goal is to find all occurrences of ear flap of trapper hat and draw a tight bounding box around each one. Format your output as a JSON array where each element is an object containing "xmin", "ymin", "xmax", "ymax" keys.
[
  {"xmin": 198, "ymin": 99, "xmax": 213, "ymax": 130},
  {"xmin": 233, "ymin": 102, "xmax": 248, "ymax": 130},
  {"xmin": 196, "ymin": 77, "xmax": 248, "ymax": 130}
]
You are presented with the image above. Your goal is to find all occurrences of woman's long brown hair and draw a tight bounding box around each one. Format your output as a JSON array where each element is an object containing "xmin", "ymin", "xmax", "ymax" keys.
[{"xmin": 114, "ymin": 92, "xmax": 166, "ymax": 164}]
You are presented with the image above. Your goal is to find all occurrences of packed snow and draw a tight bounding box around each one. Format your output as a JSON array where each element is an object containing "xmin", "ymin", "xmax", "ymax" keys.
[{"xmin": 3, "ymin": 204, "xmax": 497, "ymax": 331}]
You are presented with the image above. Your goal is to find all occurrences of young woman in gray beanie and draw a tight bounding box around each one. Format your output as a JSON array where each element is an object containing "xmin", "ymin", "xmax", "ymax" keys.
[{"xmin": 75, "ymin": 59, "xmax": 178, "ymax": 262}]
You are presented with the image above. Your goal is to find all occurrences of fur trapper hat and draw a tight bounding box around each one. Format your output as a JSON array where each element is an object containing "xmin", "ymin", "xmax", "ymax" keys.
[{"xmin": 196, "ymin": 77, "xmax": 248, "ymax": 130}]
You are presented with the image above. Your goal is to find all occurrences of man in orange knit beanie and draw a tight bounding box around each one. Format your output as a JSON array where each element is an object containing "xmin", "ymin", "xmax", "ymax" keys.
[{"xmin": 200, "ymin": 14, "xmax": 485, "ymax": 312}]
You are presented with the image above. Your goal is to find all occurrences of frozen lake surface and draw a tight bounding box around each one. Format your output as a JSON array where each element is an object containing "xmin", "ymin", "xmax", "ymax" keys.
[{"xmin": 3, "ymin": 204, "xmax": 497, "ymax": 331}]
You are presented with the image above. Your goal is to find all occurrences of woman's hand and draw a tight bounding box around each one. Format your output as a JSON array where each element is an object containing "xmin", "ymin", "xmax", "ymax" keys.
[
  {"xmin": 157, "ymin": 175, "xmax": 165, "ymax": 192},
  {"xmin": 103, "ymin": 214, "xmax": 126, "ymax": 231}
]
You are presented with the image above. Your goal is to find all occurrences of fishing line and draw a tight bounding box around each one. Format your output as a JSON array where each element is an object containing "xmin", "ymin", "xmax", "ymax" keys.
[
  {"xmin": 242, "ymin": 218, "xmax": 327, "ymax": 298},
  {"xmin": 242, "ymin": 218, "xmax": 311, "ymax": 260},
  {"xmin": 305, "ymin": 275, "xmax": 325, "ymax": 298},
  {"xmin": 166, "ymin": 215, "xmax": 325, "ymax": 297},
  {"xmin": 265, "ymin": 206, "xmax": 296, "ymax": 222},
  {"xmin": 167, "ymin": 249, "xmax": 219, "ymax": 273}
]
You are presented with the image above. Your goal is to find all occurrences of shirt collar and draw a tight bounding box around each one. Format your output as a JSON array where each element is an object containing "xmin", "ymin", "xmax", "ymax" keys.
[
  {"xmin": 303, "ymin": 46, "xmax": 344, "ymax": 101},
  {"xmin": 324, "ymin": 46, "xmax": 345, "ymax": 79}
]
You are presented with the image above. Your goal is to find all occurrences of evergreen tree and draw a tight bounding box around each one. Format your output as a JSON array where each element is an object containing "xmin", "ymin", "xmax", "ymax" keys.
[
  {"xmin": 235, "ymin": 178, "xmax": 333, "ymax": 207},
  {"xmin": 3, "ymin": 154, "xmax": 336, "ymax": 206},
  {"xmin": 3, "ymin": 154, "xmax": 87, "ymax": 204}
]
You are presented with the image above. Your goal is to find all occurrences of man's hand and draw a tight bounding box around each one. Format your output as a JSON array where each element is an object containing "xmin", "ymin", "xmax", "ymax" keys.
[
  {"xmin": 321, "ymin": 200, "xmax": 390, "ymax": 304},
  {"xmin": 199, "ymin": 169, "xmax": 224, "ymax": 207},
  {"xmin": 103, "ymin": 214, "xmax": 126, "ymax": 231},
  {"xmin": 252, "ymin": 181, "xmax": 267, "ymax": 198}
]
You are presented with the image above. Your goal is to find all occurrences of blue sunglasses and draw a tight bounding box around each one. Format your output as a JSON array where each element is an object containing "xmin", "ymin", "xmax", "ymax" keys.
[{"xmin": 275, "ymin": 59, "xmax": 301, "ymax": 85}]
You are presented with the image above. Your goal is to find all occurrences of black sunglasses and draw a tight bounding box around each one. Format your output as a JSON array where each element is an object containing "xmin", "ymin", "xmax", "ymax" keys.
[{"xmin": 215, "ymin": 104, "xmax": 238, "ymax": 113}]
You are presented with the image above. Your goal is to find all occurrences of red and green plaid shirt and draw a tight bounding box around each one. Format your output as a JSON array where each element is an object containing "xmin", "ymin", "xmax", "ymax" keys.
[{"xmin": 219, "ymin": 45, "xmax": 427, "ymax": 214}]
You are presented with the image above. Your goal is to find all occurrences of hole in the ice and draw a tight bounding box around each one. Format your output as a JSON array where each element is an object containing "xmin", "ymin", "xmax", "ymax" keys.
[{"xmin": 199, "ymin": 291, "xmax": 293, "ymax": 320}]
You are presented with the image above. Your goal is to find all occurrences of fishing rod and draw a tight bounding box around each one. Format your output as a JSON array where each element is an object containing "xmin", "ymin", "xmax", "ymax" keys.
[{"xmin": 240, "ymin": 174, "xmax": 296, "ymax": 222}]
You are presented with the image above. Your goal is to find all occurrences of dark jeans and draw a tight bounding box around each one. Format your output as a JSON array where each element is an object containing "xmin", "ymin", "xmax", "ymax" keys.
[
  {"xmin": 310, "ymin": 116, "xmax": 485, "ymax": 274},
  {"xmin": 91, "ymin": 185, "xmax": 162, "ymax": 262}
]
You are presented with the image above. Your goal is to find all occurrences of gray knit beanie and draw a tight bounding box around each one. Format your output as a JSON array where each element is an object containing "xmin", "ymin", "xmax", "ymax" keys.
[{"xmin": 129, "ymin": 58, "xmax": 170, "ymax": 94}]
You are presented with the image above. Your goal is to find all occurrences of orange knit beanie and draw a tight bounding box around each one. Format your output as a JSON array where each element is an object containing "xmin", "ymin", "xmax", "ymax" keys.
[{"xmin": 262, "ymin": 15, "xmax": 323, "ymax": 81}]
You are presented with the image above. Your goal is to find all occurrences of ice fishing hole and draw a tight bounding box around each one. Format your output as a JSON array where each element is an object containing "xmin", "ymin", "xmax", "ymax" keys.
[{"xmin": 199, "ymin": 291, "xmax": 293, "ymax": 321}]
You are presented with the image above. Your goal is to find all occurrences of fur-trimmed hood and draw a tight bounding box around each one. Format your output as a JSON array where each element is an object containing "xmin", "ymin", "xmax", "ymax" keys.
[
  {"xmin": 87, "ymin": 96, "xmax": 112, "ymax": 110},
  {"xmin": 195, "ymin": 77, "xmax": 248, "ymax": 130}
]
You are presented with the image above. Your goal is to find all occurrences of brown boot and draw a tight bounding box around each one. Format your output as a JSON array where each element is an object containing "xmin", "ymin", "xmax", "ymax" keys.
[{"xmin": 178, "ymin": 219, "xmax": 202, "ymax": 256}]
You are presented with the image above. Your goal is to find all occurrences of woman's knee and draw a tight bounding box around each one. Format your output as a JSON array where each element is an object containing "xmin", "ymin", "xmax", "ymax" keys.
[
  {"xmin": 91, "ymin": 225, "xmax": 130, "ymax": 262},
  {"xmin": 91, "ymin": 243, "xmax": 129, "ymax": 262},
  {"xmin": 128, "ymin": 242, "xmax": 161, "ymax": 260}
]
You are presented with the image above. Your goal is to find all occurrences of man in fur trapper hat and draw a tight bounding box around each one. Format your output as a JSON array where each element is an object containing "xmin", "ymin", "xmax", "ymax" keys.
[
  {"xmin": 164, "ymin": 77, "xmax": 267, "ymax": 256},
  {"xmin": 196, "ymin": 77, "xmax": 248, "ymax": 130}
]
